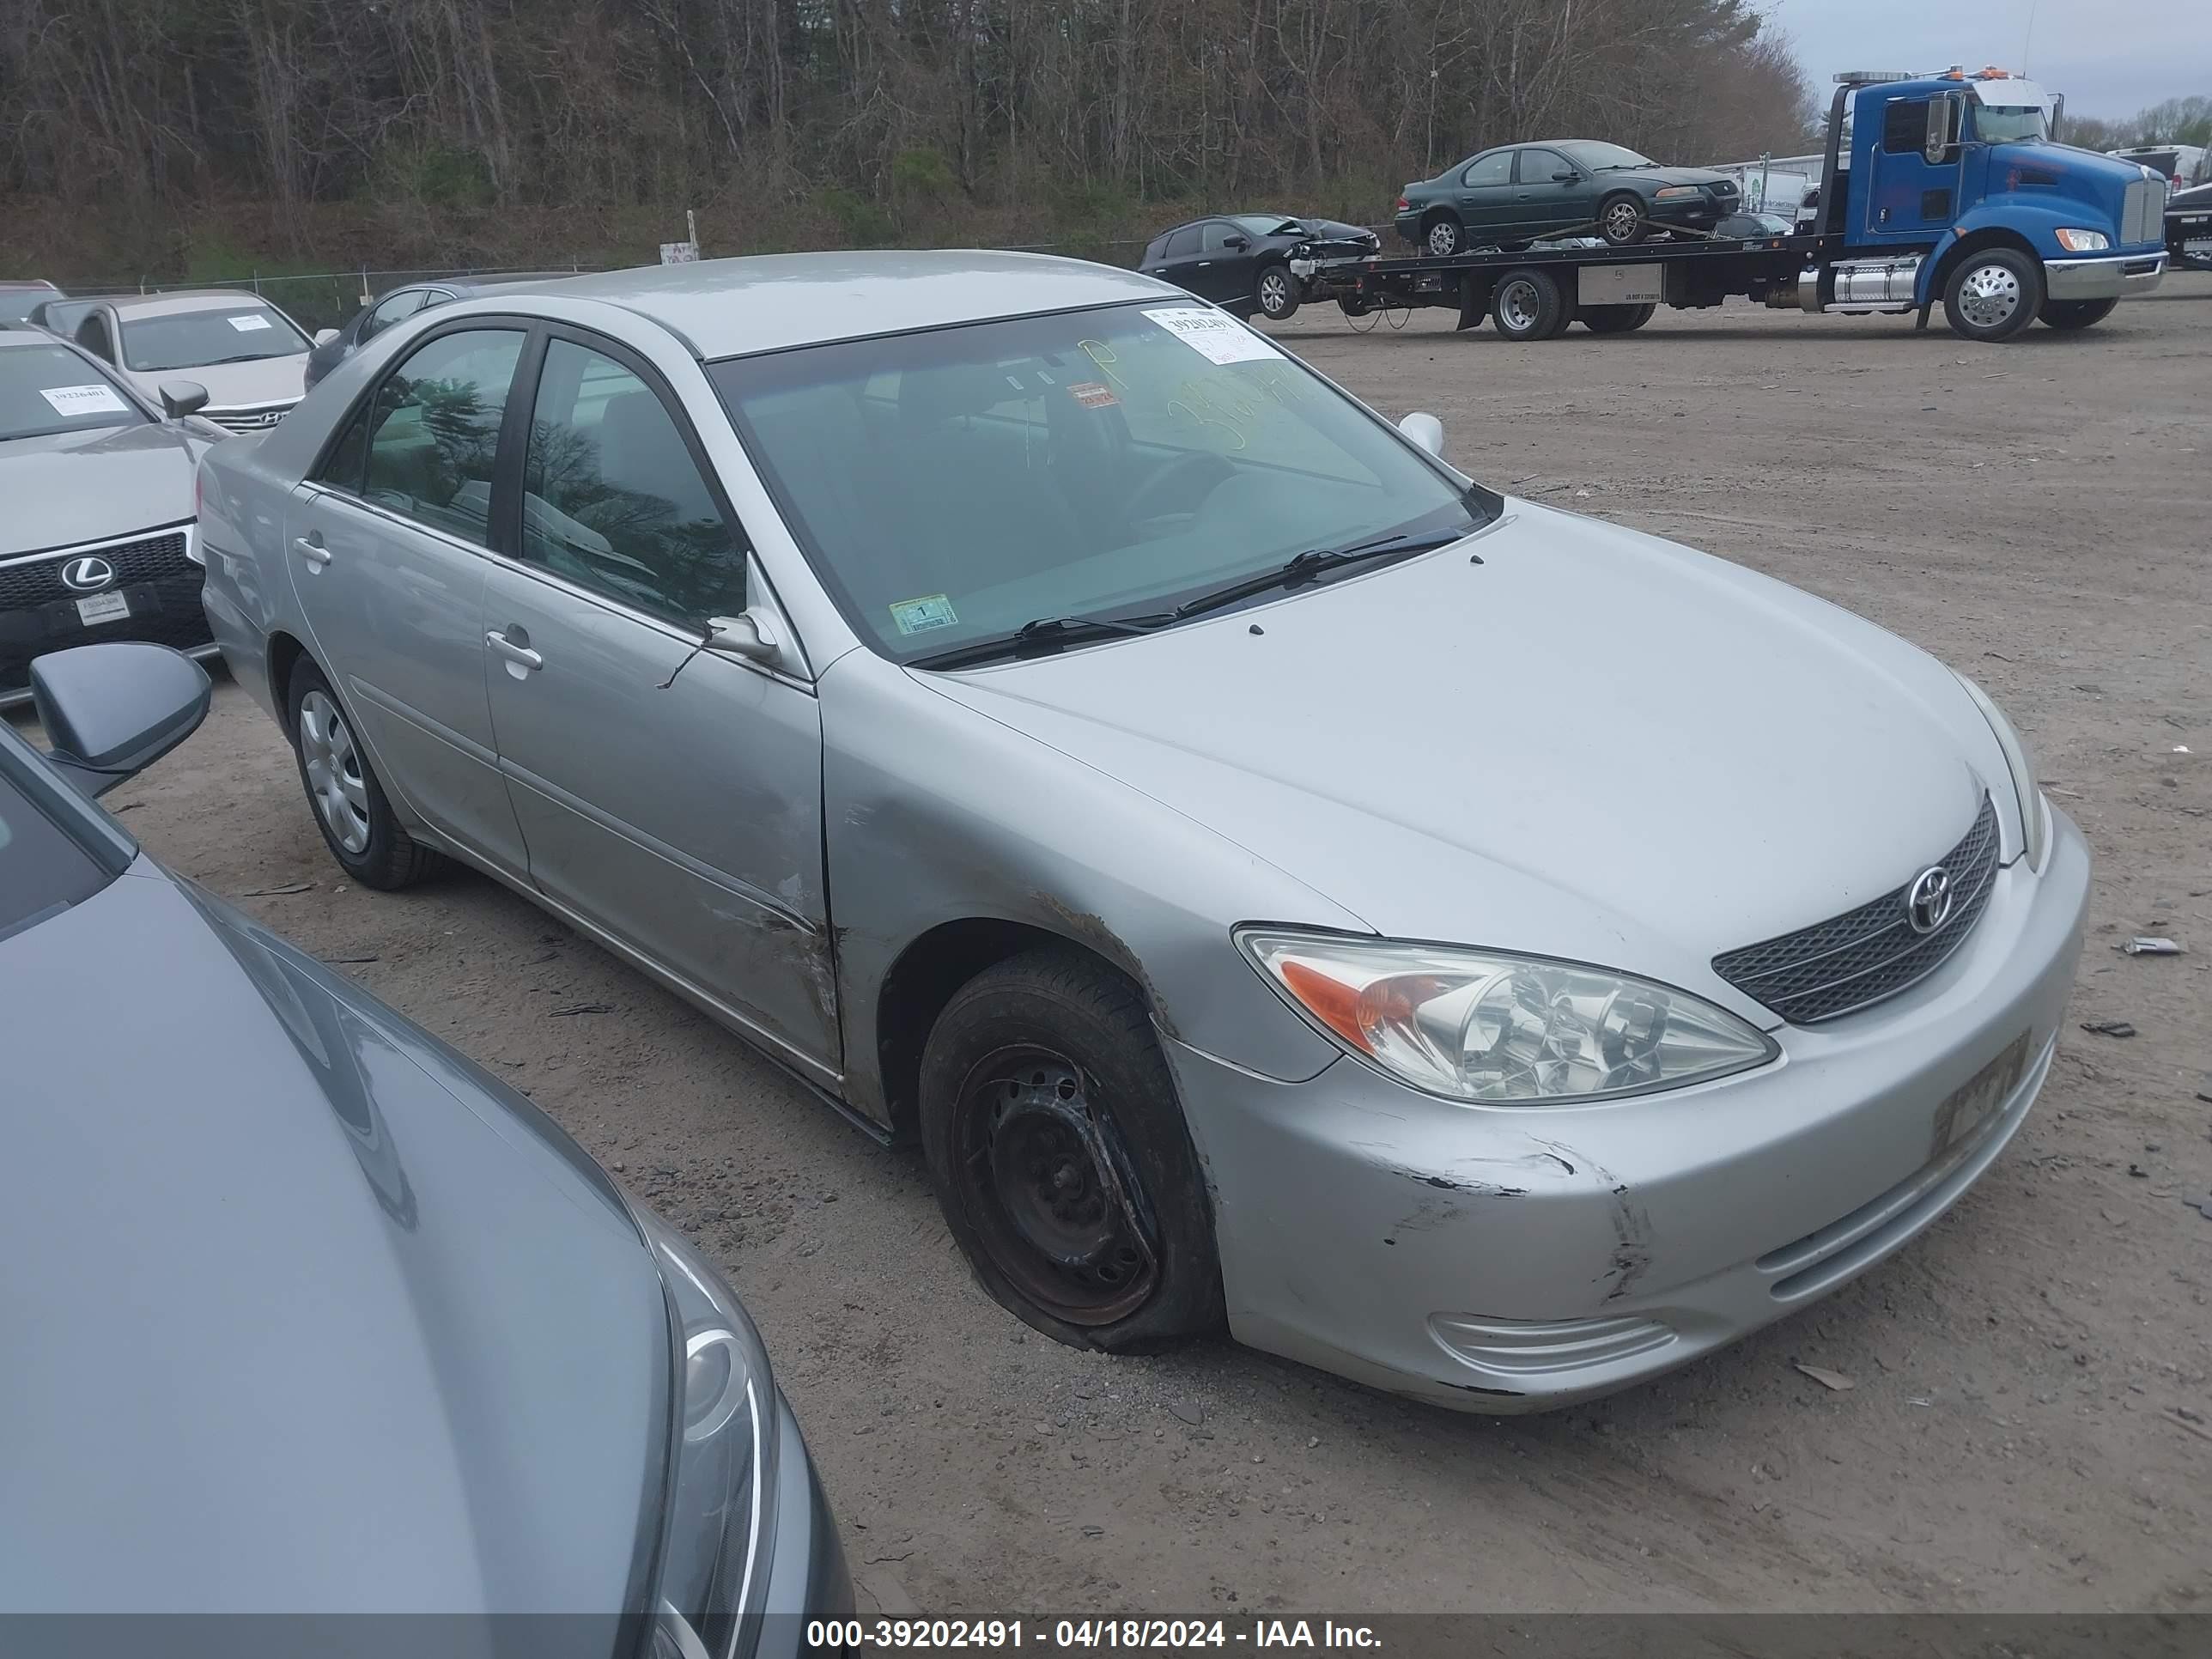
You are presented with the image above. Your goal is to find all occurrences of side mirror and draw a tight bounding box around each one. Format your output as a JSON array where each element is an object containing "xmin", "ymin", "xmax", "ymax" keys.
[
  {"xmin": 158, "ymin": 380, "xmax": 210, "ymax": 420},
  {"xmin": 1223, "ymin": 235, "xmax": 1249, "ymax": 250},
  {"xmin": 1398, "ymin": 411, "xmax": 1446, "ymax": 459},
  {"xmin": 1553, "ymin": 170, "xmax": 1580, "ymax": 183},
  {"xmin": 1924, "ymin": 94, "xmax": 1957, "ymax": 164},
  {"xmin": 313, "ymin": 328, "xmax": 339, "ymax": 347},
  {"xmin": 31, "ymin": 642, "xmax": 212, "ymax": 799},
  {"xmin": 702, "ymin": 611, "xmax": 782, "ymax": 669}
]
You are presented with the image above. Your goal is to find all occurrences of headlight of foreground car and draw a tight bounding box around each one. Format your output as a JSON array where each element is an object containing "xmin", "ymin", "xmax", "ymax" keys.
[
  {"xmin": 1238, "ymin": 929, "xmax": 1776, "ymax": 1103},
  {"xmin": 1654, "ymin": 185, "xmax": 1703, "ymax": 199},
  {"xmin": 636, "ymin": 1206, "xmax": 780, "ymax": 1659},
  {"xmin": 1953, "ymin": 672, "xmax": 2050, "ymax": 870},
  {"xmin": 2053, "ymin": 228, "xmax": 2111, "ymax": 252}
]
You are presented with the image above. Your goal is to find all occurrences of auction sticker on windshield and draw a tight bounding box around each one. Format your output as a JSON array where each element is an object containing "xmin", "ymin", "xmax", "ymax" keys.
[
  {"xmin": 889, "ymin": 593, "xmax": 958, "ymax": 635},
  {"xmin": 228, "ymin": 314, "xmax": 273, "ymax": 331},
  {"xmin": 40, "ymin": 385, "xmax": 130, "ymax": 417},
  {"xmin": 1142, "ymin": 307, "xmax": 1284, "ymax": 366}
]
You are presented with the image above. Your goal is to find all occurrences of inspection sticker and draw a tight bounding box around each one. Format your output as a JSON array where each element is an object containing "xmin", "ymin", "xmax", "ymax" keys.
[
  {"xmin": 1141, "ymin": 306, "xmax": 1284, "ymax": 365},
  {"xmin": 1066, "ymin": 380, "xmax": 1119, "ymax": 409},
  {"xmin": 888, "ymin": 593, "xmax": 958, "ymax": 635},
  {"xmin": 40, "ymin": 384, "xmax": 129, "ymax": 417},
  {"xmin": 227, "ymin": 313, "xmax": 273, "ymax": 331}
]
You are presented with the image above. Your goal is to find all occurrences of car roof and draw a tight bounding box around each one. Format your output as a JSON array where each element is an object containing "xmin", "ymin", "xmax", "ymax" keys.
[
  {"xmin": 92, "ymin": 289, "xmax": 283, "ymax": 317},
  {"xmin": 513, "ymin": 250, "xmax": 1177, "ymax": 360}
]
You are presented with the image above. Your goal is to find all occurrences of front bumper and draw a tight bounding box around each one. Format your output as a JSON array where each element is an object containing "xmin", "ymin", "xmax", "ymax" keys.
[
  {"xmin": 1165, "ymin": 808, "xmax": 2090, "ymax": 1413},
  {"xmin": 1, "ymin": 525, "xmax": 216, "ymax": 706},
  {"xmin": 2045, "ymin": 251, "xmax": 2167, "ymax": 300},
  {"xmin": 755, "ymin": 1395, "xmax": 854, "ymax": 1655}
]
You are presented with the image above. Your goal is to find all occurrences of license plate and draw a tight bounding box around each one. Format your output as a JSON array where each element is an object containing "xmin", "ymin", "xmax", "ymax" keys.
[
  {"xmin": 76, "ymin": 591, "xmax": 130, "ymax": 626},
  {"xmin": 1930, "ymin": 1031, "xmax": 2030, "ymax": 1162}
]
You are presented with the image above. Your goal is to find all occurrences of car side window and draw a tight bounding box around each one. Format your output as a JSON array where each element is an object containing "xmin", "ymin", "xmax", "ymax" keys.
[
  {"xmin": 1881, "ymin": 97, "xmax": 1930, "ymax": 154},
  {"xmin": 1200, "ymin": 221, "xmax": 1239, "ymax": 252},
  {"xmin": 1164, "ymin": 225, "xmax": 1202, "ymax": 258},
  {"xmin": 519, "ymin": 337, "xmax": 747, "ymax": 624},
  {"xmin": 1462, "ymin": 150, "xmax": 1513, "ymax": 187},
  {"xmin": 358, "ymin": 327, "xmax": 526, "ymax": 545},
  {"xmin": 75, "ymin": 310, "xmax": 116, "ymax": 362},
  {"xmin": 1520, "ymin": 148, "xmax": 1572, "ymax": 183},
  {"xmin": 359, "ymin": 289, "xmax": 427, "ymax": 343}
]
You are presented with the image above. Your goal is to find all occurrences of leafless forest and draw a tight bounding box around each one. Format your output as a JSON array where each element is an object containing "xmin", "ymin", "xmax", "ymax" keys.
[{"xmin": 0, "ymin": 0, "xmax": 1814, "ymax": 278}]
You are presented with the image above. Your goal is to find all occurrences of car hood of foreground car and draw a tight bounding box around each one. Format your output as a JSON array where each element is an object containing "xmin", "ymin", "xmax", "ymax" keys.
[
  {"xmin": 0, "ymin": 421, "xmax": 208, "ymax": 555},
  {"xmin": 0, "ymin": 862, "xmax": 669, "ymax": 1615},
  {"xmin": 922, "ymin": 504, "xmax": 2011, "ymax": 1014}
]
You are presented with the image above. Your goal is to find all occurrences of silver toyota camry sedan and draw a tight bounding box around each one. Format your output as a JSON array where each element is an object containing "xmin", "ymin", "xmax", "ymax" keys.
[{"xmin": 199, "ymin": 252, "xmax": 2088, "ymax": 1412}]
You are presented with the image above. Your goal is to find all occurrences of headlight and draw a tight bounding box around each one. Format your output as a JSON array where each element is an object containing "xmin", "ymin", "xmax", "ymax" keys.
[
  {"xmin": 2054, "ymin": 228, "xmax": 2111, "ymax": 252},
  {"xmin": 1952, "ymin": 672, "xmax": 2050, "ymax": 870},
  {"xmin": 636, "ymin": 1206, "xmax": 779, "ymax": 1659},
  {"xmin": 1654, "ymin": 185, "xmax": 1702, "ymax": 199},
  {"xmin": 1237, "ymin": 930, "xmax": 1775, "ymax": 1104}
]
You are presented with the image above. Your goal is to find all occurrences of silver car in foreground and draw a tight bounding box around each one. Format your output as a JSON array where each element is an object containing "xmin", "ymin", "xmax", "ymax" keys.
[{"xmin": 201, "ymin": 252, "xmax": 2088, "ymax": 1412}]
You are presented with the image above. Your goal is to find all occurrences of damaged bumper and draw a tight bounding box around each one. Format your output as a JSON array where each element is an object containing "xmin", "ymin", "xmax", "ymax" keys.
[{"xmin": 1166, "ymin": 810, "xmax": 2089, "ymax": 1413}]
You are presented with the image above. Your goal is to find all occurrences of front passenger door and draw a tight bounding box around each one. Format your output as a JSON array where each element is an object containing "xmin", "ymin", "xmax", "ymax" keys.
[
  {"xmin": 1194, "ymin": 220, "xmax": 1255, "ymax": 303},
  {"xmin": 1514, "ymin": 148, "xmax": 1593, "ymax": 237},
  {"xmin": 480, "ymin": 331, "xmax": 837, "ymax": 1069}
]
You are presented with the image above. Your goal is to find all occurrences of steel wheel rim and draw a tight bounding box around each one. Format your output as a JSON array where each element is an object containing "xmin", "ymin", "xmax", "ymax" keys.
[
  {"xmin": 299, "ymin": 690, "xmax": 371, "ymax": 854},
  {"xmin": 1426, "ymin": 221, "xmax": 1458, "ymax": 256},
  {"xmin": 1605, "ymin": 201, "xmax": 1642, "ymax": 241},
  {"xmin": 1258, "ymin": 270, "xmax": 1290, "ymax": 315},
  {"xmin": 1959, "ymin": 263, "xmax": 2022, "ymax": 330},
  {"xmin": 1500, "ymin": 279, "xmax": 1540, "ymax": 332},
  {"xmin": 954, "ymin": 1044, "xmax": 1158, "ymax": 1326}
]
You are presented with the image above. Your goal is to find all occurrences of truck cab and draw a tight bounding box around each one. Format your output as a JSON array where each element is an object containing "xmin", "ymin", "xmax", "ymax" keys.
[{"xmin": 1806, "ymin": 68, "xmax": 2168, "ymax": 338}]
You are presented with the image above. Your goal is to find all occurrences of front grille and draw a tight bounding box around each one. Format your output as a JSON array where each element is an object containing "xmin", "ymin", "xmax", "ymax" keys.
[
  {"xmin": 1712, "ymin": 796, "xmax": 2002, "ymax": 1024},
  {"xmin": 0, "ymin": 529, "xmax": 209, "ymax": 695},
  {"xmin": 206, "ymin": 403, "xmax": 295, "ymax": 433},
  {"xmin": 2124, "ymin": 178, "xmax": 2160, "ymax": 246}
]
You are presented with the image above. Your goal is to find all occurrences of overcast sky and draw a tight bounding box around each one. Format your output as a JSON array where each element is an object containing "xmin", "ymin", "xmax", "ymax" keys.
[{"xmin": 1766, "ymin": 0, "xmax": 2212, "ymax": 119}]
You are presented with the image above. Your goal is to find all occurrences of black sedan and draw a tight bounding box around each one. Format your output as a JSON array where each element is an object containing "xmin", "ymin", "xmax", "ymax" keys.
[
  {"xmin": 1139, "ymin": 214, "xmax": 1380, "ymax": 321},
  {"xmin": 1394, "ymin": 140, "xmax": 1740, "ymax": 255},
  {"xmin": 304, "ymin": 271, "xmax": 577, "ymax": 388},
  {"xmin": 2168, "ymin": 181, "xmax": 2212, "ymax": 270},
  {"xmin": 1, "ymin": 641, "xmax": 851, "ymax": 1651}
]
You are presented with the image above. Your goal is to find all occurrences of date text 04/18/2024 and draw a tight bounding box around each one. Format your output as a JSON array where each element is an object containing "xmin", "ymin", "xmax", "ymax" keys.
[{"xmin": 805, "ymin": 1620, "xmax": 1383, "ymax": 1650}]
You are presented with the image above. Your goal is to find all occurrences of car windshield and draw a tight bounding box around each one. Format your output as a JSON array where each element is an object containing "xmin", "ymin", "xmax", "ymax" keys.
[
  {"xmin": 1973, "ymin": 104, "xmax": 2048, "ymax": 143},
  {"xmin": 712, "ymin": 301, "xmax": 1484, "ymax": 663},
  {"xmin": 0, "ymin": 342, "xmax": 146, "ymax": 441},
  {"xmin": 1232, "ymin": 215, "xmax": 1303, "ymax": 236},
  {"xmin": 0, "ymin": 754, "xmax": 112, "ymax": 945},
  {"xmin": 1562, "ymin": 142, "xmax": 1656, "ymax": 171},
  {"xmin": 120, "ymin": 304, "xmax": 308, "ymax": 372}
]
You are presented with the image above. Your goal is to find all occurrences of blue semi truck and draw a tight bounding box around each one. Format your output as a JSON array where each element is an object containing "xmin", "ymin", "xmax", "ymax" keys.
[{"xmin": 1297, "ymin": 67, "xmax": 2171, "ymax": 343}]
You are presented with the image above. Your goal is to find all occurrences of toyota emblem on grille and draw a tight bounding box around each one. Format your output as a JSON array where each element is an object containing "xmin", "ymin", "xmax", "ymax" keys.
[
  {"xmin": 1905, "ymin": 866, "xmax": 1954, "ymax": 935},
  {"xmin": 60, "ymin": 556, "xmax": 116, "ymax": 592}
]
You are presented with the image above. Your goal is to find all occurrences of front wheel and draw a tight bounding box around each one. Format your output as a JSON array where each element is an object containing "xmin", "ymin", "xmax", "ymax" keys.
[
  {"xmin": 1598, "ymin": 194, "xmax": 1648, "ymax": 246},
  {"xmin": 2039, "ymin": 296, "xmax": 2118, "ymax": 330},
  {"xmin": 1943, "ymin": 247, "xmax": 2044, "ymax": 342},
  {"xmin": 919, "ymin": 949, "xmax": 1224, "ymax": 1352},
  {"xmin": 1253, "ymin": 263, "xmax": 1300, "ymax": 322}
]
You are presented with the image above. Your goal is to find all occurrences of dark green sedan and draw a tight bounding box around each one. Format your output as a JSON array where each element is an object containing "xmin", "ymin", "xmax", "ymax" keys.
[{"xmin": 1393, "ymin": 140, "xmax": 1741, "ymax": 254}]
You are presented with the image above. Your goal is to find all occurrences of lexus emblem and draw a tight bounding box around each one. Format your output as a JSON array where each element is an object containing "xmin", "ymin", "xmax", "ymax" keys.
[
  {"xmin": 1905, "ymin": 866, "xmax": 1954, "ymax": 935},
  {"xmin": 60, "ymin": 556, "xmax": 116, "ymax": 592}
]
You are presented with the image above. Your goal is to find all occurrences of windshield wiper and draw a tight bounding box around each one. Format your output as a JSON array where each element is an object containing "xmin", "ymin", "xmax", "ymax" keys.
[
  {"xmin": 1168, "ymin": 527, "xmax": 1467, "ymax": 623},
  {"xmin": 194, "ymin": 352, "xmax": 277, "ymax": 366},
  {"xmin": 908, "ymin": 612, "xmax": 1167, "ymax": 672}
]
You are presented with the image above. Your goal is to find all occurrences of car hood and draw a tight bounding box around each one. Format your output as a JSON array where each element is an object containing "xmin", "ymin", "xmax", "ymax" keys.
[
  {"xmin": 116, "ymin": 352, "xmax": 307, "ymax": 410},
  {"xmin": 1291, "ymin": 219, "xmax": 1376, "ymax": 243},
  {"xmin": 0, "ymin": 863, "xmax": 669, "ymax": 1616},
  {"xmin": 2168, "ymin": 182, "xmax": 2212, "ymax": 211},
  {"xmin": 920, "ymin": 504, "xmax": 2007, "ymax": 1017},
  {"xmin": 1627, "ymin": 164, "xmax": 1733, "ymax": 189},
  {"xmin": 0, "ymin": 420, "xmax": 206, "ymax": 556}
]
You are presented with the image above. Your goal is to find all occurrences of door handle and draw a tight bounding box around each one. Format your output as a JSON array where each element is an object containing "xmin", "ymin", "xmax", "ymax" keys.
[
  {"xmin": 292, "ymin": 535, "xmax": 331, "ymax": 567},
  {"xmin": 485, "ymin": 630, "xmax": 543, "ymax": 671}
]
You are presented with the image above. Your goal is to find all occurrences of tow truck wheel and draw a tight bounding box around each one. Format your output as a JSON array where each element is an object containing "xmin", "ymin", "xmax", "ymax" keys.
[
  {"xmin": 2039, "ymin": 296, "xmax": 2118, "ymax": 331},
  {"xmin": 1598, "ymin": 194, "xmax": 1648, "ymax": 246},
  {"xmin": 1492, "ymin": 268, "xmax": 1567, "ymax": 341},
  {"xmin": 1942, "ymin": 247, "xmax": 2043, "ymax": 342},
  {"xmin": 1423, "ymin": 213, "xmax": 1464, "ymax": 258},
  {"xmin": 1253, "ymin": 264, "xmax": 1300, "ymax": 322},
  {"xmin": 1579, "ymin": 302, "xmax": 1656, "ymax": 334}
]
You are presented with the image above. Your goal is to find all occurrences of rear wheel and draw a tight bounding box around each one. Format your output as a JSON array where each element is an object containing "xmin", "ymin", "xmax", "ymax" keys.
[
  {"xmin": 286, "ymin": 659, "xmax": 440, "ymax": 890},
  {"xmin": 919, "ymin": 948, "xmax": 1224, "ymax": 1352},
  {"xmin": 1491, "ymin": 267, "xmax": 1567, "ymax": 341},
  {"xmin": 1579, "ymin": 301, "xmax": 1657, "ymax": 334},
  {"xmin": 1253, "ymin": 263, "xmax": 1300, "ymax": 322},
  {"xmin": 1423, "ymin": 213, "xmax": 1464, "ymax": 257},
  {"xmin": 1942, "ymin": 247, "xmax": 2043, "ymax": 342},
  {"xmin": 1598, "ymin": 193, "xmax": 1648, "ymax": 246},
  {"xmin": 2039, "ymin": 296, "xmax": 2118, "ymax": 330}
]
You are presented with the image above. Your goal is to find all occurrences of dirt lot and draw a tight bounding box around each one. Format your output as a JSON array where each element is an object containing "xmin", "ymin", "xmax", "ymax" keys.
[{"xmin": 38, "ymin": 274, "xmax": 2211, "ymax": 1614}]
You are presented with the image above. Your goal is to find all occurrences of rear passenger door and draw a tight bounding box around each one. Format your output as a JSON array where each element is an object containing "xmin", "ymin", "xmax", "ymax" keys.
[
  {"xmin": 1453, "ymin": 149, "xmax": 1518, "ymax": 237},
  {"xmin": 1147, "ymin": 224, "xmax": 1207, "ymax": 296},
  {"xmin": 478, "ymin": 328, "xmax": 837, "ymax": 1071}
]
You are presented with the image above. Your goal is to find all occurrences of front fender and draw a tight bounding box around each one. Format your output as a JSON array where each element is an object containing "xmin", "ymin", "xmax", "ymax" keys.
[{"xmin": 1913, "ymin": 200, "xmax": 2102, "ymax": 304}]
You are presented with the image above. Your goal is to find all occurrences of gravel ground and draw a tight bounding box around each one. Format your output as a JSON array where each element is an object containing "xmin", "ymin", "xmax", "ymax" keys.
[{"xmin": 28, "ymin": 272, "xmax": 2210, "ymax": 1615}]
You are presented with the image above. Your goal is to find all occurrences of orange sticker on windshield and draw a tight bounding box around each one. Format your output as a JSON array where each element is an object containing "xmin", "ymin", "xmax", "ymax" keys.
[{"xmin": 1067, "ymin": 381, "xmax": 1119, "ymax": 409}]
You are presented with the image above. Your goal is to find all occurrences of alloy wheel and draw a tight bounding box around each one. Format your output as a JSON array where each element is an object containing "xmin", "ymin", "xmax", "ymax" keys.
[
  {"xmin": 1425, "ymin": 220, "xmax": 1460, "ymax": 257},
  {"xmin": 1604, "ymin": 200, "xmax": 1643, "ymax": 242},
  {"xmin": 1498, "ymin": 279, "xmax": 1540, "ymax": 333},
  {"xmin": 298, "ymin": 689, "xmax": 371, "ymax": 854},
  {"xmin": 1257, "ymin": 268, "xmax": 1291, "ymax": 318}
]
